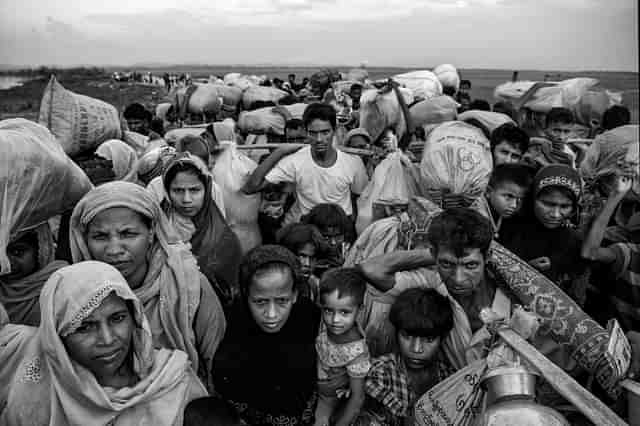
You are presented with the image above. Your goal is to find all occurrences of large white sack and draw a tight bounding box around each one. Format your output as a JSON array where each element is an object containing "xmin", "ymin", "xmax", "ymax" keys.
[
  {"xmin": 433, "ymin": 64, "xmax": 460, "ymax": 92},
  {"xmin": 457, "ymin": 110, "xmax": 515, "ymax": 134},
  {"xmin": 242, "ymin": 86, "xmax": 289, "ymax": 109},
  {"xmin": 38, "ymin": 76, "xmax": 122, "ymax": 156},
  {"xmin": 393, "ymin": 70, "xmax": 443, "ymax": 101},
  {"xmin": 410, "ymin": 95, "xmax": 459, "ymax": 128},
  {"xmin": 493, "ymin": 80, "xmax": 537, "ymax": 102},
  {"xmin": 168, "ymin": 84, "xmax": 223, "ymax": 117},
  {"xmin": 212, "ymin": 84, "xmax": 243, "ymax": 108},
  {"xmin": 359, "ymin": 88, "xmax": 414, "ymax": 142},
  {"xmin": 420, "ymin": 121, "xmax": 492, "ymax": 203},
  {"xmin": 0, "ymin": 119, "xmax": 93, "ymax": 273},
  {"xmin": 237, "ymin": 103, "xmax": 308, "ymax": 135},
  {"xmin": 155, "ymin": 102, "xmax": 173, "ymax": 120},
  {"xmin": 122, "ymin": 130, "xmax": 150, "ymax": 156},
  {"xmin": 211, "ymin": 142, "xmax": 262, "ymax": 253},
  {"xmin": 356, "ymin": 152, "xmax": 417, "ymax": 234},
  {"xmin": 523, "ymin": 78, "xmax": 601, "ymax": 113}
]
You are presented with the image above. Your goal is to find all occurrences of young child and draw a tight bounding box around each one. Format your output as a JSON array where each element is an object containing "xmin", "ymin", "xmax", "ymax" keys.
[
  {"xmin": 315, "ymin": 267, "xmax": 370, "ymax": 426},
  {"xmin": 360, "ymin": 288, "xmax": 455, "ymax": 426},
  {"xmin": 477, "ymin": 163, "xmax": 534, "ymax": 237},
  {"xmin": 490, "ymin": 123, "xmax": 530, "ymax": 166},
  {"xmin": 524, "ymin": 107, "xmax": 577, "ymax": 170}
]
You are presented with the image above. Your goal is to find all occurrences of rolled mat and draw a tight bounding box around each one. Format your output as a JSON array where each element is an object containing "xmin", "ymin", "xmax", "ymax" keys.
[{"xmin": 397, "ymin": 196, "xmax": 625, "ymax": 396}]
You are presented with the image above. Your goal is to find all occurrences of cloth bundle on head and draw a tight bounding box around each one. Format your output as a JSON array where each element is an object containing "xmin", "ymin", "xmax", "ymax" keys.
[
  {"xmin": 0, "ymin": 224, "xmax": 68, "ymax": 326},
  {"xmin": 344, "ymin": 127, "xmax": 372, "ymax": 147},
  {"xmin": 433, "ymin": 64, "xmax": 460, "ymax": 92},
  {"xmin": 533, "ymin": 164, "xmax": 582, "ymax": 207},
  {"xmin": 0, "ymin": 261, "xmax": 206, "ymax": 425},
  {"xmin": 160, "ymin": 153, "xmax": 243, "ymax": 305},
  {"xmin": 580, "ymin": 125, "xmax": 639, "ymax": 193},
  {"xmin": 96, "ymin": 139, "xmax": 139, "ymax": 181},
  {"xmin": 68, "ymin": 181, "xmax": 218, "ymax": 376}
]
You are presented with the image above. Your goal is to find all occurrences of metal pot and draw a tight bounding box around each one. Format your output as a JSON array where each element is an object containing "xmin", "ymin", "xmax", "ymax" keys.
[{"xmin": 474, "ymin": 366, "xmax": 570, "ymax": 426}]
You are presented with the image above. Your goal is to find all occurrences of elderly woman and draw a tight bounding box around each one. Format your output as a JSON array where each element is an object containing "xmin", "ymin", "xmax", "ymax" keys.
[
  {"xmin": 69, "ymin": 181, "xmax": 226, "ymax": 389},
  {"xmin": 0, "ymin": 224, "xmax": 68, "ymax": 326},
  {"xmin": 147, "ymin": 152, "xmax": 242, "ymax": 306},
  {"xmin": 213, "ymin": 245, "xmax": 320, "ymax": 425},
  {"xmin": 0, "ymin": 261, "xmax": 206, "ymax": 425}
]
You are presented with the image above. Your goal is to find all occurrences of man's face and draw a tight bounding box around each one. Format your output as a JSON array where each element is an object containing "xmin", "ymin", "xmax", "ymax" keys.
[
  {"xmin": 126, "ymin": 118, "xmax": 149, "ymax": 136},
  {"xmin": 534, "ymin": 188, "xmax": 574, "ymax": 229},
  {"xmin": 306, "ymin": 119, "xmax": 335, "ymax": 156},
  {"xmin": 487, "ymin": 182, "xmax": 528, "ymax": 219},
  {"xmin": 350, "ymin": 87, "xmax": 362, "ymax": 103},
  {"xmin": 435, "ymin": 247, "xmax": 486, "ymax": 297},
  {"xmin": 492, "ymin": 141, "xmax": 524, "ymax": 165},
  {"xmin": 547, "ymin": 121, "xmax": 573, "ymax": 143}
]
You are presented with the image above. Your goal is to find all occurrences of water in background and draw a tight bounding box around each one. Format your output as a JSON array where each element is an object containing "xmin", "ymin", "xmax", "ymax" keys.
[{"xmin": 0, "ymin": 76, "xmax": 31, "ymax": 90}]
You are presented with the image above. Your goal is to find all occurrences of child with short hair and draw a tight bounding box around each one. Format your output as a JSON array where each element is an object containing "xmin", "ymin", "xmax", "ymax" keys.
[
  {"xmin": 314, "ymin": 267, "xmax": 370, "ymax": 426},
  {"xmin": 490, "ymin": 123, "xmax": 530, "ymax": 166},
  {"xmin": 360, "ymin": 288, "xmax": 455, "ymax": 426},
  {"xmin": 524, "ymin": 107, "xmax": 577, "ymax": 169},
  {"xmin": 476, "ymin": 164, "xmax": 534, "ymax": 237}
]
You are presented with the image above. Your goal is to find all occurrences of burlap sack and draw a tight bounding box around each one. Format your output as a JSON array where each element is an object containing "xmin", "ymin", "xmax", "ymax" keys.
[{"xmin": 38, "ymin": 76, "xmax": 122, "ymax": 156}]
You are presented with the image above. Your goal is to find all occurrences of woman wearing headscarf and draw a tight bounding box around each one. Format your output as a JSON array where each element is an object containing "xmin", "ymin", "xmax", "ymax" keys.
[
  {"xmin": 0, "ymin": 261, "xmax": 207, "ymax": 425},
  {"xmin": 0, "ymin": 224, "xmax": 68, "ymax": 326},
  {"xmin": 213, "ymin": 245, "xmax": 320, "ymax": 425},
  {"xmin": 69, "ymin": 181, "xmax": 226, "ymax": 390},
  {"xmin": 96, "ymin": 139, "xmax": 139, "ymax": 182},
  {"xmin": 147, "ymin": 152, "xmax": 242, "ymax": 306}
]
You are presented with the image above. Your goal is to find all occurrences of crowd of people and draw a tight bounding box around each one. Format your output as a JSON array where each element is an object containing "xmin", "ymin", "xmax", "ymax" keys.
[{"xmin": 0, "ymin": 64, "xmax": 638, "ymax": 426}]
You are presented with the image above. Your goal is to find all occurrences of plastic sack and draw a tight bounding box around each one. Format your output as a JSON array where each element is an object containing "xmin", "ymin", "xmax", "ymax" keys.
[
  {"xmin": 410, "ymin": 95, "xmax": 459, "ymax": 128},
  {"xmin": 242, "ymin": 86, "xmax": 289, "ymax": 110},
  {"xmin": 420, "ymin": 121, "xmax": 493, "ymax": 203},
  {"xmin": 0, "ymin": 119, "xmax": 93, "ymax": 273},
  {"xmin": 237, "ymin": 103, "xmax": 308, "ymax": 136},
  {"xmin": 433, "ymin": 63, "xmax": 460, "ymax": 91},
  {"xmin": 359, "ymin": 87, "xmax": 414, "ymax": 143},
  {"xmin": 458, "ymin": 110, "xmax": 515, "ymax": 134},
  {"xmin": 414, "ymin": 359, "xmax": 486, "ymax": 426},
  {"xmin": 122, "ymin": 130, "xmax": 150, "ymax": 156},
  {"xmin": 211, "ymin": 142, "xmax": 262, "ymax": 253},
  {"xmin": 38, "ymin": 76, "xmax": 122, "ymax": 157},
  {"xmin": 580, "ymin": 125, "xmax": 640, "ymax": 195},
  {"xmin": 523, "ymin": 78, "xmax": 600, "ymax": 113},
  {"xmin": 494, "ymin": 80, "xmax": 537, "ymax": 102},
  {"xmin": 393, "ymin": 70, "xmax": 443, "ymax": 101},
  {"xmin": 355, "ymin": 152, "xmax": 415, "ymax": 234}
]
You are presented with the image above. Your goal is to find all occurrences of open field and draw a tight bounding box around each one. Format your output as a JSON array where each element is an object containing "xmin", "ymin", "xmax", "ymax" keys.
[{"xmin": 1, "ymin": 66, "xmax": 638, "ymax": 123}]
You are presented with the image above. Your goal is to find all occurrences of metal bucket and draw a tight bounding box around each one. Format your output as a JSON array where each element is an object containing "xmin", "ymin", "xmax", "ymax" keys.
[{"xmin": 481, "ymin": 366, "xmax": 538, "ymax": 404}]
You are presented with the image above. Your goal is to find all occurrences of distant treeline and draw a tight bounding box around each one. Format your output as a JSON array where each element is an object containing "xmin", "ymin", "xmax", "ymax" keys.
[{"xmin": 0, "ymin": 66, "xmax": 106, "ymax": 78}]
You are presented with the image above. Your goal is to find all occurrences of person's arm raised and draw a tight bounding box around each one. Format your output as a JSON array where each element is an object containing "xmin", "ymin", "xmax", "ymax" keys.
[
  {"xmin": 241, "ymin": 144, "xmax": 303, "ymax": 194},
  {"xmin": 356, "ymin": 249, "xmax": 434, "ymax": 292},
  {"xmin": 581, "ymin": 175, "xmax": 633, "ymax": 263}
]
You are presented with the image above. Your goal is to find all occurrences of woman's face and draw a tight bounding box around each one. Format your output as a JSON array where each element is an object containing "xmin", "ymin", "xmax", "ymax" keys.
[
  {"xmin": 248, "ymin": 267, "xmax": 297, "ymax": 334},
  {"xmin": 86, "ymin": 207, "xmax": 152, "ymax": 289},
  {"xmin": 534, "ymin": 188, "xmax": 574, "ymax": 229},
  {"xmin": 63, "ymin": 292, "xmax": 134, "ymax": 386},
  {"xmin": 2, "ymin": 233, "xmax": 38, "ymax": 281},
  {"xmin": 168, "ymin": 171, "xmax": 206, "ymax": 218},
  {"xmin": 297, "ymin": 243, "xmax": 316, "ymax": 279}
]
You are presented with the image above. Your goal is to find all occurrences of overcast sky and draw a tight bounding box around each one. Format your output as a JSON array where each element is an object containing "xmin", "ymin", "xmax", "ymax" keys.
[{"xmin": 0, "ymin": 0, "xmax": 637, "ymax": 70}]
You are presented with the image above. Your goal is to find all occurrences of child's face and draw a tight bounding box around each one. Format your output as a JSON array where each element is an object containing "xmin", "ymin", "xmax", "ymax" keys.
[
  {"xmin": 534, "ymin": 188, "xmax": 574, "ymax": 229},
  {"xmin": 320, "ymin": 290, "xmax": 360, "ymax": 337},
  {"xmin": 492, "ymin": 141, "xmax": 524, "ymax": 166},
  {"xmin": 397, "ymin": 330, "xmax": 441, "ymax": 370},
  {"xmin": 297, "ymin": 243, "xmax": 317, "ymax": 279},
  {"xmin": 487, "ymin": 182, "xmax": 528, "ymax": 219},
  {"xmin": 546, "ymin": 121, "xmax": 573, "ymax": 143}
]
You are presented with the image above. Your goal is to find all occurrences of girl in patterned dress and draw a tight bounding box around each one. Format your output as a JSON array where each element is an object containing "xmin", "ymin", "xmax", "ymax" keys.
[{"xmin": 314, "ymin": 268, "xmax": 371, "ymax": 426}]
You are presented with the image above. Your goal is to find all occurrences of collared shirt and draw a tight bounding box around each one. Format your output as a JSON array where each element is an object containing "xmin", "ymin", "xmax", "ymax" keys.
[{"xmin": 364, "ymin": 353, "xmax": 453, "ymax": 425}]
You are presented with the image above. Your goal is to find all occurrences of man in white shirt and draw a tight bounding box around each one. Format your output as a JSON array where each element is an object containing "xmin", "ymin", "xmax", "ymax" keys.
[{"xmin": 243, "ymin": 103, "xmax": 369, "ymax": 225}]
